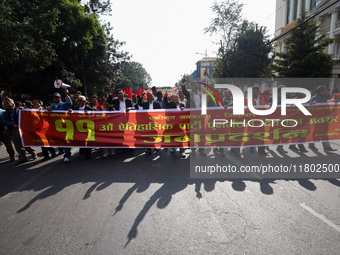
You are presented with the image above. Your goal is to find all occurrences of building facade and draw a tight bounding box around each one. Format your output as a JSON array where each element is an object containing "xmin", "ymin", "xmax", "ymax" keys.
[
  {"xmin": 275, "ymin": 0, "xmax": 340, "ymax": 90},
  {"xmin": 191, "ymin": 57, "xmax": 216, "ymax": 79}
]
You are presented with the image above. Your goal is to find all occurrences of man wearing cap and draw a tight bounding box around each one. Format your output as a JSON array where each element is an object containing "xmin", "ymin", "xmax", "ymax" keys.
[
  {"xmin": 47, "ymin": 89, "xmax": 72, "ymax": 111},
  {"xmin": 74, "ymin": 91, "xmax": 81, "ymax": 100},
  {"xmin": 73, "ymin": 91, "xmax": 82, "ymax": 108},
  {"xmin": 47, "ymin": 89, "xmax": 73, "ymax": 162}
]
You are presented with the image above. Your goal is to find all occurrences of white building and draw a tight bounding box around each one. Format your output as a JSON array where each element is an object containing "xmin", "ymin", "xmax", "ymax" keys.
[{"xmin": 275, "ymin": 0, "xmax": 340, "ymax": 90}]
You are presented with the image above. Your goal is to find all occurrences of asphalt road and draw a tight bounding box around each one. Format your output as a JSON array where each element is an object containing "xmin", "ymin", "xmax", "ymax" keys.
[{"xmin": 0, "ymin": 142, "xmax": 340, "ymax": 254}]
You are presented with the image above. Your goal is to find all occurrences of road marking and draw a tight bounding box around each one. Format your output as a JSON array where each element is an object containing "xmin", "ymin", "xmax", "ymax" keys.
[{"xmin": 300, "ymin": 203, "xmax": 340, "ymax": 233}]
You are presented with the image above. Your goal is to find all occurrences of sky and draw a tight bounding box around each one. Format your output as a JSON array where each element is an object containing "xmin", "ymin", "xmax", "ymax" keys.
[{"xmin": 105, "ymin": 0, "xmax": 277, "ymax": 87}]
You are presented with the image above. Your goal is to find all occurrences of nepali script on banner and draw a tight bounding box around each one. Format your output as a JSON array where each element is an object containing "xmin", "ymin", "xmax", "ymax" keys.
[{"xmin": 19, "ymin": 104, "xmax": 340, "ymax": 148}]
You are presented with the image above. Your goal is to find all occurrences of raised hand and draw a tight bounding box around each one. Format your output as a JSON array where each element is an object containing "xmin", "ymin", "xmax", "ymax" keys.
[{"xmin": 181, "ymin": 76, "xmax": 187, "ymax": 84}]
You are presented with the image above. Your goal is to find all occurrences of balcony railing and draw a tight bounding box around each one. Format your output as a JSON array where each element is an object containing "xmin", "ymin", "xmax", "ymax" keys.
[{"xmin": 320, "ymin": 25, "xmax": 330, "ymax": 34}]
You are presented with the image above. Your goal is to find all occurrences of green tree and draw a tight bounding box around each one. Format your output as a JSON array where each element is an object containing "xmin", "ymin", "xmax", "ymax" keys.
[
  {"xmin": 0, "ymin": 0, "xmax": 129, "ymax": 98},
  {"xmin": 204, "ymin": 0, "xmax": 244, "ymax": 49},
  {"xmin": 115, "ymin": 61, "xmax": 152, "ymax": 92},
  {"xmin": 213, "ymin": 21, "xmax": 273, "ymax": 78},
  {"xmin": 271, "ymin": 11, "xmax": 334, "ymax": 77},
  {"xmin": 0, "ymin": 0, "xmax": 58, "ymax": 93}
]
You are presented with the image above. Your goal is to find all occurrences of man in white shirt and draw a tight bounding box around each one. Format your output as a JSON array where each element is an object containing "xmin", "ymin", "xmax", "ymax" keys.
[
  {"xmin": 180, "ymin": 76, "xmax": 207, "ymax": 156},
  {"xmin": 151, "ymin": 86, "xmax": 158, "ymax": 101},
  {"xmin": 178, "ymin": 91, "xmax": 187, "ymax": 107},
  {"xmin": 181, "ymin": 76, "xmax": 201, "ymax": 108},
  {"xmin": 138, "ymin": 92, "xmax": 161, "ymax": 155}
]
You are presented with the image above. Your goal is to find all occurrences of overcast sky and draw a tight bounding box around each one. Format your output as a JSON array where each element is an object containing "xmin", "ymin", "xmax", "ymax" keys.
[{"xmin": 106, "ymin": 0, "xmax": 277, "ymax": 87}]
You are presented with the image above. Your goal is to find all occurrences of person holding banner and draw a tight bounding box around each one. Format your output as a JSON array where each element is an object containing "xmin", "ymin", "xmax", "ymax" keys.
[
  {"xmin": 68, "ymin": 96, "xmax": 93, "ymax": 159},
  {"xmin": 132, "ymin": 95, "xmax": 138, "ymax": 109},
  {"xmin": 164, "ymin": 92, "xmax": 186, "ymax": 157},
  {"xmin": 288, "ymin": 93, "xmax": 309, "ymax": 154},
  {"xmin": 309, "ymin": 85, "xmax": 337, "ymax": 152},
  {"xmin": 32, "ymin": 98, "xmax": 56, "ymax": 161},
  {"xmin": 47, "ymin": 90, "xmax": 73, "ymax": 162},
  {"xmin": 72, "ymin": 91, "xmax": 82, "ymax": 108},
  {"xmin": 2, "ymin": 97, "xmax": 36, "ymax": 164},
  {"xmin": 155, "ymin": 91, "xmax": 166, "ymax": 109},
  {"xmin": 245, "ymin": 86, "xmax": 267, "ymax": 155},
  {"xmin": 89, "ymin": 95, "xmax": 100, "ymax": 110},
  {"xmin": 111, "ymin": 89, "xmax": 134, "ymax": 156},
  {"xmin": 0, "ymin": 106, "xmax": 15, "ymax": 162},
  {"xmin": 178, "ymin": 90, "xmax": 187, "ymax": 107},
  {"xmin": 181, "ymin": 76, "xmax": 207, "ymax": 156},
  {"xmin": 266, "ymin": 85, "xmax": 288, "ymax": 154},
  {"xmin": 138, "ymin": 92, "xmax": 161, "ymax": 155}
]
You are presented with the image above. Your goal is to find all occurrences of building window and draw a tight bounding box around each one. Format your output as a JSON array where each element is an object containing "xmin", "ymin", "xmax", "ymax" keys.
[
  {"xmin": 310, "ymin": 0, "xmax": 316, "ymax": 10},
  {"xmin": 285, "ymin": 42, "xmax": 291, "ymax": 53},
  {"xmin": 302, "ymin": 0, "xmax": 306, "ymax": 10},
  {"xmin": 287, "ymin": 0, "xmax": 291, "ymax": 25},
  {"xmin": 293, "ymin": 0, "xmax": 298, "ymax": 20}
]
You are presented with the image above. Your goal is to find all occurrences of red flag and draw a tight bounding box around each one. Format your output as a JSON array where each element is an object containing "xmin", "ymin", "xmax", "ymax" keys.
[
  {"xmin": 141, "ymin": 87, "xmax": 147, "ymax": 99},
  {"xmin": 148, "ymin": 88, "xmax": 151, "ymax": 92},
  {"xmin": 124, "ymin": 87, "xmax": 128, "ymax": 95},
  {"xmin": 173, "ymin": 87, "xmax": 178, "ymax": 92},
  {"xmin": 128, "ymin": 86, "xmax": 132, "ymax": 98}
]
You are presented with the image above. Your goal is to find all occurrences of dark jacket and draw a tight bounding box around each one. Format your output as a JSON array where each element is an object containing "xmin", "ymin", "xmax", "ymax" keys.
[
  {"xmin": 2, "ymin": 108, "xmax": 19, "ymax": 135},
  {"xmin": 112, "ymin": 98, "xmax": 133, "ymax": 110},
  {"xmin": 71, "ymin": 104, "xmax": 93, "ymax": 111},
  {"xmin": 310, "ymin": 93, "xmax": 328, "ymax": 103},
  {"xmin": 181, "ymin": 84, "xmax": 201, "ymax": 108},
  {"xmin": 138, "ymin": 98, "xmax": 161, "ymax": 110},
  {"xmin": 164, "ymin": 96, "xmax": 185, "ymax": 109}
]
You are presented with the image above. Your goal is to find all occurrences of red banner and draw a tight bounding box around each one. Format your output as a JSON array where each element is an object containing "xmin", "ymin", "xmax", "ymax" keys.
[{"xmin": 19, "ymin": 104, "xmax": 340, "ymax": 148}]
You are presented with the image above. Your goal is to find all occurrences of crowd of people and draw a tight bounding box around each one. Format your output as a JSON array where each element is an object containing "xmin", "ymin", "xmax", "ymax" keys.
[{"xmin": 0, "ymin": 77, "xmax": 338, "ymax": 164}]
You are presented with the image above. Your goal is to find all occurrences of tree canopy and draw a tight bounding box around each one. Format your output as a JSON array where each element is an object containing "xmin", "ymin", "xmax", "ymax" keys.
[
  {"xmin": 0, "ymin": 0, "xmax": 130, "ymax": 98},
  {"xmin": 271, "ymin": 11, "xmax": 334, "ymax": 78},
  {"xmin": 115, "ymin": 61, "xmax": 152, "ymax": 91},
  {"xmin": 204, "ymin": 0, "xmax": 244, "ymax": 49},
  {"xmin": 213, "ymin": 21, "xmax": 273, "ymax": 78}
]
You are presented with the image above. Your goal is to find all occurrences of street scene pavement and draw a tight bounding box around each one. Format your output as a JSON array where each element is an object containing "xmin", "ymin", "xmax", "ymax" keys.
[{"xmin": 0, "ymin": 142, "xmax": 340, "ymax": 254}]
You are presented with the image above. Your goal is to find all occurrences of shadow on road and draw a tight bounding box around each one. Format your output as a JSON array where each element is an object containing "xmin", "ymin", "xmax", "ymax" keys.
[{"xmin": 0, "ymin": 147, "xmax": 340, "ymax": 246}]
